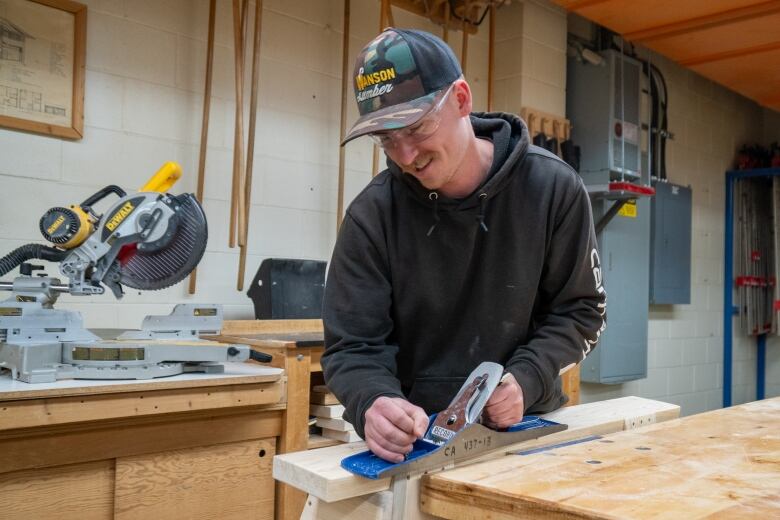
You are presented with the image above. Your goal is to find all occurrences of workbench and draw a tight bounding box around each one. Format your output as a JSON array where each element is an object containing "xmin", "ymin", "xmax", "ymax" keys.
[
  {"xmin": 422, "ymin": 396, "xmax": 780, "ymax": 519},
  {"xmin": 274, "ymin": 396, "xmax": 682, "ymax": 519},
  {"xmin": 0, "ymin": 362, "xmax": 283, "ymax": 520},
  {"xmin": 214, "ymin": 319, "xmax": 585, "ymax": 520},
  {"xmin": 216, "ymin": 319, "xmax": 333, "ymax": 520}
]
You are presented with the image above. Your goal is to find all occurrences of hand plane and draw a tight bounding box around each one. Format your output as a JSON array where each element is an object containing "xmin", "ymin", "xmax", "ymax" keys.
[{"xmin": 341, "ymin": 361, "xmax": 567, "ymax": 479}]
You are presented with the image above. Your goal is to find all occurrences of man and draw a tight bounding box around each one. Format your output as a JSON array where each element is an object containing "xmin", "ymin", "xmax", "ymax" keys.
[{"xmin": 321, "ymin": 28, "xmax": 606, "ymax": 463}]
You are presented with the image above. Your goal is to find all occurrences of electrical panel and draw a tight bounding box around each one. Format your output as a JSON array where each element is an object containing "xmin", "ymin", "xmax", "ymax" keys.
[
  {"xmin": 581, "ymin": 197, "xmax": 650, "ymax": 383},
  {"xmin": 650, "ymin": 181, "xmax": 692, "ymax": 304},
  {"xmin": 567, "ymin": 49, "xmax": 643, "ymax": 188},
  {"xmin": 568, "ymin": 48, "xmax": 650, "ymax": 384}
]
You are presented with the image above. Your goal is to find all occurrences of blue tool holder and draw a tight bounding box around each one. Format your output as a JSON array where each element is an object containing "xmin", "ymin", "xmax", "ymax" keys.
[{"xmin": 341, "ymin": 415, "xmax": 558, "ymax": 479}]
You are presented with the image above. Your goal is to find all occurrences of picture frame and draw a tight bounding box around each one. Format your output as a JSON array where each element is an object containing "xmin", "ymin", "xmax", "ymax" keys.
[{"xmin": 0, "ymin": 0, "xmax": 86, "ymax": 139}]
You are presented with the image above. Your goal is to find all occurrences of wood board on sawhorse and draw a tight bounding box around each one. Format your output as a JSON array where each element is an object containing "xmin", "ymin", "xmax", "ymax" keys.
[
  {"xmin": 273, "ymin": 396, "xmax": 680, "ymax": 519},
  {"xmin": 421, "ymin": 396, "xmax": 780, "ymax": 520}
]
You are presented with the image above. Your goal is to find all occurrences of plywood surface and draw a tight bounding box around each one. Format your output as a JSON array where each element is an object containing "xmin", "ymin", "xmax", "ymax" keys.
[
  {"xmin": 273, "ymin": 396, "xmax": 679, "ymax": 503},
  {"xmin": 421, "ymin": 397, "xmax": 780, "ymax": 520}
]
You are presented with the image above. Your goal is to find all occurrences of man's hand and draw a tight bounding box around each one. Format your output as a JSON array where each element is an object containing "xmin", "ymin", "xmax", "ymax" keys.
[
  {"xmin": 482, "ymin": 373, "xmax": 524, "ymax": 428},
  {"xmin": 364, "ymin": 396, "xmax": 429, "ymax": 463}
]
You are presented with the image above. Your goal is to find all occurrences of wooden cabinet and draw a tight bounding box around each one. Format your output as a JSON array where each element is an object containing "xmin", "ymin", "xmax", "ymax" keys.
[
  {"xmin": 0, "ymin": 366, "xmax": 283, "ymax": 520},
  {"xmin": 217, "ymin": 319, "xmax": 335, "ymax": 520}
]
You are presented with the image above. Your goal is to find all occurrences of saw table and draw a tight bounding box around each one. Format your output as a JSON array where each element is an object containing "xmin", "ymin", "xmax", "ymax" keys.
[
  {"xmin": 421, "ymin": 396, "xmax": 780, "ymax": 519},
  {"xmin": 0, "ymin": 362, "xmax": 283, "ymax": 520}
]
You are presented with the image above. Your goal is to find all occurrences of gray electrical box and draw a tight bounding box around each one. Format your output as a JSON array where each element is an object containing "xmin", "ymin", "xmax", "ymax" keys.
[
  {"xmin": 567, "ymin": 49, "xmax": 643, "ymax": 187},
  {"xmin": 650, "ymin": 181, "xmax": 692, "ymax": 304},
  {"xmin": 581, "ymin": 197, "xmax": 650, "ymax": 383}
]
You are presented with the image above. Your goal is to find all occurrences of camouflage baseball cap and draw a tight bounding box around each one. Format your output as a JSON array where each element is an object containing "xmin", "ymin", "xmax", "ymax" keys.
[{"xmin": 341, "ymin": 28, "xmax": 462, "ymax": 146}]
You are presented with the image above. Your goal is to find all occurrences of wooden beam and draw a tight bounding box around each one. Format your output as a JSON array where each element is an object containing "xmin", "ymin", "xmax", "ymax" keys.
[
  {"xmin": 679, "ymin": 40, "xmax": 780, "ymax": 66},
  {"xmin": 561, "ymin": 0, "xmax": 612, "ymax": 10},
  {"xmin": 273, "ymin": 396, "xmax": 679, "ymax": 503},
  {"xmin": 625, "ymin": 0, "xmax": 780, "ymax": 43}
]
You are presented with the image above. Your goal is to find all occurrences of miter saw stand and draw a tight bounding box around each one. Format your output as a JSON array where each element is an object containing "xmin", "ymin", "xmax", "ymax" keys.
[{"xmin": 0, "ymin": 265, "xmax": 268, "ymax": 384}]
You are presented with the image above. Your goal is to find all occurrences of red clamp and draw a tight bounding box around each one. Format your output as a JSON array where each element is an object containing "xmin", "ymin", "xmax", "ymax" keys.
[{"xmin": 608, "ymin": 182, "xmax": 656, "ymax": 196}]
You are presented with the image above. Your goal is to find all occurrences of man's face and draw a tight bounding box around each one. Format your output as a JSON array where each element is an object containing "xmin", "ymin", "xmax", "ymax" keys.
[{"xmin": 374, "ymin": 81, "xmax": 472, "ymax": 193}]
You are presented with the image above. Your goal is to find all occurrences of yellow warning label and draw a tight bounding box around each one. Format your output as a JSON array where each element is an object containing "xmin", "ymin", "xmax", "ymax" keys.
[{"xmin": 618, "ymin": 200, "xmax": 637, "ymax": 218}]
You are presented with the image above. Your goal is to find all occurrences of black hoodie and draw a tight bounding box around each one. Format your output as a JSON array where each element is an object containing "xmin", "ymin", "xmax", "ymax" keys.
[{"xmin": 322, "ymin": 112, "xmax": 606, "ymax": 439}]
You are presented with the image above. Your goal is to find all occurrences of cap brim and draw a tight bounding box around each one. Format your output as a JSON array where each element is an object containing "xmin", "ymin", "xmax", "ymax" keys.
[{"xmin": 340, "ymin": 91, "xmax": 440, "ymax": 146}]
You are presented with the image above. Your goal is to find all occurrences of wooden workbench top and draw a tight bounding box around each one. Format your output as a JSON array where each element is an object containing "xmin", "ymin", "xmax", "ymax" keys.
[
  {"xmin": 0, "ymin": 362, "xmax": 282, "ymax": 401},
  {"xmin": 421, "ymin": 397, "xmax": 780, "ymax": 520}
]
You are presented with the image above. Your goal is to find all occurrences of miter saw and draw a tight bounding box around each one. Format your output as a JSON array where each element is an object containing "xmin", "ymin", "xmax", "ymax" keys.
[{"xmin": 0, "ymin": 162, "xmax": 270, "ymax": 384}]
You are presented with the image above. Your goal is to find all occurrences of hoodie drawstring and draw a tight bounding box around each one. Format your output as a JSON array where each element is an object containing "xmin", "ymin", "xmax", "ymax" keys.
[
  {"xmin": 477, "ymin": 192, "xmax": 489, "ymax": 232},
  {"xmin": 426, "ymin": 192, "xmax": 440, "ymax": 237}
]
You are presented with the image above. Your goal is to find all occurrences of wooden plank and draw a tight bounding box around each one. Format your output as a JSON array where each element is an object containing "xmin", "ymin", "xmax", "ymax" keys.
[
  {"xmin": 310, "ymin": 404, "xmax": 345, "ymax": 418},
  {"xmin": 0, "ymin": 409, "xmax": 282, "ymax": 474},
  {"xmin": 316, "ymin": 416, "xmax": 354, "ymax": 432},
  {"xmin": 0, "ymin": 381, "xmax": 282, "ymax": 431},
  {"xmin": 308, "ymin": 433, "xmax": 343, "ymax": 450},
  {"xmin": 222, "ymin": 319, "xmax": 323, "ymax": 336},
  {"xmin": 311, "ymin": 386, "xmax": 341, "ymax": 405},
  {"xmin": 421, "ymin": 397, "xmax": 780, "ymax": 520},
  {"xmin": 115, "ymin": 438, "xmax": 275, "ymax": 520},
  {"xmin": 0, "ymin": 459, "xmax": 114, "ymax": 519},
  {"xmin": 322, "ymin": 428, "xmax": 361, "ymax": 443},
  {"xmin": 272, "ymin": 396, "xmax": 679, "ymax": 503}
]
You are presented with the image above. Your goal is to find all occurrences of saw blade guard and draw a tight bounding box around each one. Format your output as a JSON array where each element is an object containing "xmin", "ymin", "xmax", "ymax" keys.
[{"xmin": 116, "ymin": 192, "xmax": 208, "ymax": 291}]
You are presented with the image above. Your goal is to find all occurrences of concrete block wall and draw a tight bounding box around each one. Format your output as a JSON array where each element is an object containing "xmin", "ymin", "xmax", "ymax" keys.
[{"xmin": 494, "ymin": 0, "xmax": 567, "ymax": 117}]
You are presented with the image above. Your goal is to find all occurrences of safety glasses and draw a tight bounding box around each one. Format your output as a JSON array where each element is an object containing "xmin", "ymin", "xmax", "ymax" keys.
[{"xmin": 369, "ymin": 84, "xmax": 455, "ymax": 150}]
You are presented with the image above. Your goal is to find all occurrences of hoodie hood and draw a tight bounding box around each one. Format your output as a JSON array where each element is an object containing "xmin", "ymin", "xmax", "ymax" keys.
[{"xmin": 387, "ymin": 111, "xmax": 530, "ymax": 210}]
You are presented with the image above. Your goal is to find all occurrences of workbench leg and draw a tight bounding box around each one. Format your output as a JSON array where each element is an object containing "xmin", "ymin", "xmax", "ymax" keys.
[
  {"xmin": 301, "ymin": 493, "xmax": 394, "ymax": 520},
  {"xmin": 562, "ymin": 365, "xmax": 580, "ymax": 406},
  {"xmin": 395, "ymin": 472, "xmax": 438, "ymax": 520},
  {"xmin": 276, "ymin": 350, "xmax": 311, "ymax": 520}
]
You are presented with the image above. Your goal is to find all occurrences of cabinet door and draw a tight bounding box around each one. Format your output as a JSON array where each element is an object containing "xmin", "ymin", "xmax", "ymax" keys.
[
  {"xmin": 115, "ymin": 438, "xmax": 276, "ymax": 520},
  {"xmin": 0, "ymin": 460, "xmax": 114, "ymax": 519}
]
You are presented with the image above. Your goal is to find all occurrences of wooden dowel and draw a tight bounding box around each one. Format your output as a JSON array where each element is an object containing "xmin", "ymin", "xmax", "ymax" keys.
[
  {"xmin": 372, "ymin": 145, "xmax": 380, "ymax": 177},
  {"xmin": 188, "ymin": 0, "xmax": 216, "ymax": 295},
  {"xmin": 384, "ymin": 0, "xmax": 394, "ymax": 27},
  {"xmin": 373, "ymin": 0, "xmax": 390, "ymax": 179},
  {"xmin": 488, "ymin": 2, "xmax": 495, "ymax": 111},
  {"xmin": 237, "ymin": 0, "xmax": 250, "ymax": 248},
  {"xmin": 461, "ymin": 21, "xmax": 468, "ymax": 73},
  {"xmin": 443, "ymin": 2, "xmax": 449, "ymax": 43},
  {"xmin": 229, "ymin": 0, "xmax": 246, "ymax": 249},
  {"xmin": 237, "ymin": 0, "xmax": 265, "ymax": 291},
  {"xmin": 337, "ymin": 0, "xmax": 350, "ymax": 231}
]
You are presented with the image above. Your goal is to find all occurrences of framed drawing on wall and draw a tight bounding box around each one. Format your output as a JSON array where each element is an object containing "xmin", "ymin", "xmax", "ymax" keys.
[{"xmin": 0, "ymin": 0, "xmax": 86, "ymax": 139}]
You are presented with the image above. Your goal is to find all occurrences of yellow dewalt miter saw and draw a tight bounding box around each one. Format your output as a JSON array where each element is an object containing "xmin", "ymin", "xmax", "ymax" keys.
[{"xmin": 0, "ymin": 162, "xmax": 270, "ymax": 383}]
